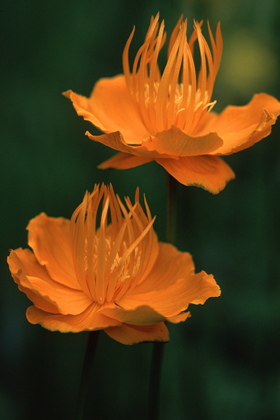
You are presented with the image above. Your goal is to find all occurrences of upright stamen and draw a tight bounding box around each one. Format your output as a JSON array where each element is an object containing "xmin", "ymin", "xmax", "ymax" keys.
[
  {"xmin": 105, "ymin": 223, "xmax": 128, "ymax": 302},
  {"xmin": 113, "ymin": 213, "xmax": 155, "ymax": 301},
  {"xmin": 206, "ymin": 22, "xmax": 222, "ymax": 96},
  {"xmin": 148, "ymin": 20, "xmax": 166, "ymax": 132},
  {"xmin": 123, "ymin": 14, "xmax": 223, "ymax": 136},
  {"xmin": 157, "ymin": 18, "xmax": 184, "ymax": 131},
  {"xmin": 71, "ymin": 192, "xmax": 91, "ymax": 298},
  {"xmin": 85, "ymin": 185, "xmax": 105, "ymax": 301},
  {"xmin": 179, "ymin": 43, "xmax": 196, "ymax": 131},
  {"xmin": 95, "ymin": 197, "xmax": 110, "ymax": 304},
  {"xmin": 71, "ymin": 185, "xmax": 157, "ymax": 306},
  {"xmin": 166, "ymin": 19, "xmax": 187, "ymax": 129},
  {"xmin": 196, "ymin": 23, "xmax": 207, "ymax": 105}
]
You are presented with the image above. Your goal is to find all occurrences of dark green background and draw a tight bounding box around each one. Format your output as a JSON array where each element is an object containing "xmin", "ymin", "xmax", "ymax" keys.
[{"xmin": 1, "ymin": 0, "xmax": 280, "ymax": 419}]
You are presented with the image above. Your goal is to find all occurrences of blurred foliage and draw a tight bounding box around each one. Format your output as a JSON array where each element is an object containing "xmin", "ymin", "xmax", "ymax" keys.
[{"xmin": 1, "ymin": 0, "xmax": 280, "ymax": 419}]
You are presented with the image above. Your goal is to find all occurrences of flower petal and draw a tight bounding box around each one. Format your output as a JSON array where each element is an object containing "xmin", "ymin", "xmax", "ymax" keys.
[
  {"xmin": 100, "ymin": 243, "xmax": 195, "ymax": 324},
  {"xmin": 101, "ymin": 304, "xmax": 166, "ymax": 325},
  {"xmin": 146, "ymin": 126, "xmax": 223, "ymax": 156},
  {"xmin": 86, "ymin": 130, "xmax": 172, "ymax": 158},
  {"xmin": 129, "ymin": 242, "xmax": 220, "ymax": 316},
  {"xmin": 8, "ymin": 248, "xmax": 92, "ymax": 315},
  {"xmin": 105, "ymin": 321, "xmax": 169, "ymax": 345},
  {"xmin": 167, "ymin": 311, "xmax": 191, "ymax": 323},
  {"xmin": 27, "ymin": 214, "xmax": 79, "ymax": 289},
  {"xmin": 26, "ymin": 304, "xmax": 122, "ymax": 333},
  {"xmin": 115, "ymin": 274, "xmax": 219, "ymax": 323},
  {"xmin": 98, "ymin": 152, "xmax": 153, "ymax": 170},
  {"xmin": 156, "ymin": 155, "xmax": 235, "ymax": 193},
  {"xmin": 64, "ymin": 75, "xmax": 149, "ymax": 143},
  {"xmin": 101, "ymin": 243, "xmax": 220, "ymax": 323},
  {"xmin": 132, "ymin": 243, "xmax": 196, "ymax": 293},
  {"xmin": 8, "ymin": 249, "xmax": 59, "ymax": 313},
  {"xmin": 208, "ymin": 93, "xmax": 280, "ymax": 155}
]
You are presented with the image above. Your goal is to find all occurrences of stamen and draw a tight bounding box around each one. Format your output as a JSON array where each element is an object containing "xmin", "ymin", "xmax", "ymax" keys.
[
  {"xmin": 95, "ymin": 197, "xmax": 110, "ymax": 304},
  {"xmin": 71, "ymin": 185, "xmax": 157, "ymax": 306},
  {"xmin": 123, "ymin": 14, "xmax": 223, "ymax": 136},
  {"xmin": 71, "ymin": 192, "xmax": 90, "ymax": 297}
]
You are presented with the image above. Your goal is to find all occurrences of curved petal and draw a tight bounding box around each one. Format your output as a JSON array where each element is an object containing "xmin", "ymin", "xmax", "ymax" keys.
[
  {"xmin": 101, "ymin": 304, "xmax": 166, "ymax": 325},
  {"xmin": 64, "ymin": 75, "xmax": 149, "ymax": 143},
  {"xmin": 8, "ymin": 249, "xmax": 92, "ymax": 315},
  {"xmin": 147, "ymin": 126, "xmax": 223, "ymax": 156},
  {"xmin": 111, "ymin": 275, "xmax": 219, "ymax": 323},
  {"xmin": 167, "ymin": 311, "xmax": 191, "ymax": 323},
  {"xmin": 101, "ymin": 243, "xmax": 220, "ymax": 323},
  {"xmin": 8, "ymin": 249, "xmax": 59, "ymax": 313},
  {"xmin": 128, "ymin": 243, "xmax": 221, "ymax": 314},
  {"xmin": 132, "ymin": 243, "xmax": 196, "ymax": 294},
  {"xmin": 98, "ymin": 152, "xmax": 153, "ymax": 170},
  {"xmin": 86, "ymin": 130, "xmax": 172, "ymax": 158},
  {"xmin": 105, "ymin": 321, "xmax": 169, "ymax": 345},
  {"xmin": 208, "ymin": 93, "xmax": 280, "ymax": 155},
  {"xmin": 156, "ymin": 155, "xmax": 235, "ymax": 194},
  {"xmin": 27, "ymin": 214, "xmax": 79, "ymax": 289},
  {"xmin": 26, "ymin": 304, "xmax": 122, "ymax": 333}
]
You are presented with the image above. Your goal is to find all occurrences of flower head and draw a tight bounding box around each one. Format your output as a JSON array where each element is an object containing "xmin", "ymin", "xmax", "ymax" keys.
[
  {"xmin": 65, "ymin": 14, "xmax": 280, "ymax": 194},
  {"xmin": 7, "ymin": 184, "xmax": 220, "ymax": 345}
]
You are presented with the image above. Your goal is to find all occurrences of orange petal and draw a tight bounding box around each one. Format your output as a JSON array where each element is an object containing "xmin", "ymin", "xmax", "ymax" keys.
[
  {"xmin": 98, "ymin": 152, "xmax": 153, "ymax": 170},
  {"xmin": 132, "ymin": 243, "xmax": 196, "ymax": 293},
  {"xmin": 118, "ymin": 276, "xmax": 220, "ymax": 322},
  {"xmin": 86, "ymin": 130, "xmax": 172, "ymax": 158},
  {"xmin": 146, "ymin": 126, "xmax": 223, "ymax": 156},
  {"xmin": 156, "ymin": 155, "xmax": 235, "ymax": 193},
  {"xmin": 102, "ymin": 243, "xmax": 220, "ymax": 322},
  {"xmin": 8, "ymin": 249, "xmax": 59, "ymax": 313},
  {"xmin": 167, "ymin": 311, "xmax": 191, "ymax": 323},
  {"xmin": 26, "ymin": 304, "xmax": 122, "ymax": 332},
  {"xmin": 131, "ymin": 243, "xmax": 221, "ymax": 312},
  {"xmin": 64, "ymin": 75, "xmax": 149, "ymax": 143},
  {"xmin": 208, "ymin": 93, "xmax": 280, "ymax": 155},
  {"xmin": 8, "ymin": 248, "xmax": 92, "ymax": 315},
  {"xmin": 105, "ymin": 321, "xmax": 169, "ymax": 345},
  {"xmin": 27, "ymin": 214, "xmax": 79, "ymax": 289},
  {"xmin": 100, "ymin": 304, "xmax": 166, "ymax": 325},
  {"xmin": 100, "ymin": 242, "xmax": 195, "ymax": 324}
]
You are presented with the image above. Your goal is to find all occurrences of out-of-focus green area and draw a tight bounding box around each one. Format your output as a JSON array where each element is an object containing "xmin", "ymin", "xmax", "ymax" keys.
[{"xmin": 1, "ymin": 0, "xmax": 280, "ymax": 419}]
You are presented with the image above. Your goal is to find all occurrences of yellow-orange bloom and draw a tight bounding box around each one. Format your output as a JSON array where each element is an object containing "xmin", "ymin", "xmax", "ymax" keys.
[
  {"xmin": 65, "ymin": 14, "xmax": 280, "ymax": 194},
  {"xmin": 7, "ymin": 184, "xmax": 220, "ymax": 345}
]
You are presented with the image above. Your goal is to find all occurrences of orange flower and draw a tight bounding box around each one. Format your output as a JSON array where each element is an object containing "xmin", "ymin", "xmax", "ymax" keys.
[
  {"xmin": 65, "ymin": 14, "xmax": 280, "ymax": 194},
  {"xmin": 7, "ymin": 184, "xmax": 220, "ymax": 345}
]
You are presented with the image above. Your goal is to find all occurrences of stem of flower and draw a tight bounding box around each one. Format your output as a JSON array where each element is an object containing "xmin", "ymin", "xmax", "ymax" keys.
[
  {"xmin": 166, "ymin": 173, "xmax": 178, "ymax": 244},
  {"xmin": 75, "ymin": 330, "xmax": 100, "ymax": 420},
  {"xmin": 148, "ymin": 174, "xmax": 178, "ymax": 420},
  {"xmin": 148, "ymin": 341, "xmax": 165, "ymax": 420}
]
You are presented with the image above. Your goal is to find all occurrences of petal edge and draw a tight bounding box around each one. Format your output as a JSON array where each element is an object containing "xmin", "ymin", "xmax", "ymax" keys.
[{"xmin": 157, "ymin": 155, "xmax": 235, "ymax": 193}]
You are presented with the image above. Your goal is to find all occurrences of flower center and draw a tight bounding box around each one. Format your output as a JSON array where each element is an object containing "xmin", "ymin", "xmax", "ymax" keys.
[
  {"xmin": 84, "ymin": 235, "xmax": 142, "ymax": 305},
  {"xmin": 71, "ymin": 185, "xmax": 156, "ymax": 307},
  {"xmin": 123, "ymin": 14, "xmax": 222, "ymax": 136},
  {"xmin": 139, "ymin": 82, "xmax": 217, "ymax": 134}
]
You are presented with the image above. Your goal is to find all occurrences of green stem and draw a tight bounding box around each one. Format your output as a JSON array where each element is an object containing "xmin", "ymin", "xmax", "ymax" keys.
[
  {"xmin": 75, "ymin": 330, "xmax": 100, "ymax": 420},
  {"xmin": 166, "ymin": 173, "xmax": 178, "ymax": 244},
  {"xmin": 148, "ymin": 341, "xmax": 165, "ymax": 420},
  {"xmin": 148, "ymin": 174, "xmax": 178, "ymax": 420}
]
